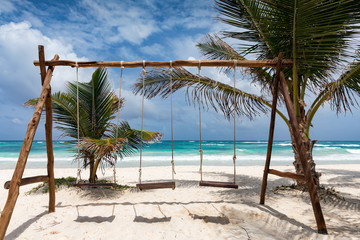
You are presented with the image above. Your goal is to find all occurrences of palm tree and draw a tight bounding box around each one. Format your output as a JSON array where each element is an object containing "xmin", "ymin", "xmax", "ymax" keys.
[
  {"xmin": 26, "ymin": 67, "xmax": 161, "ymax": 183},
  {"xmin": 133, "ymin": 0, "xmax": 360, "ymax": 186}
]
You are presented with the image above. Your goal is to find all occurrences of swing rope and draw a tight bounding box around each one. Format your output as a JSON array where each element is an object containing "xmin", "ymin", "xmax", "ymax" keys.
[
  {"xmin": 75, "ymin": 61, "xmax": 81, "ymax": 183},
  {"xmin": 169, "ymin": 61, "xmax": 176, "ymax": 180},
  {"xmin": 197, "ymin": 60, "xmax": 238, "ymax": 187},
  {"xmin": 198, "ymin": 61, "xmax": 203, "ymax": 182},
  {"xmin": 138, "ymin": 60, "xmax": 146, "ymax": 184},
  {"xmin": 233, "ymin": 60, "xmax": 237, "ymax": 184},
  {"xmin": 114, "ymin": 62, "xmax": 124, "ymax": 184}
]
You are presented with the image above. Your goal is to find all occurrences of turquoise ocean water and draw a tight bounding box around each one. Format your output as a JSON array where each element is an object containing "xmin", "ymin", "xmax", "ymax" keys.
[{"xmin": 0, "ymin": 140, "xmax": 359, "ymax": 169}]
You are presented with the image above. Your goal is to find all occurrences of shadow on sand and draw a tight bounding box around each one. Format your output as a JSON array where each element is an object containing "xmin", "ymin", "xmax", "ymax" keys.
[
  {"xmin": 5, "ymin": 211, "xmax": 48, "ymax": 240},
  {"xmin": 74, "ymin": 205, "xmax": 116, "ymax": 223},
  {"xmin": 133, "ymin": 205, "xmax": 171, "ymax": 223}
]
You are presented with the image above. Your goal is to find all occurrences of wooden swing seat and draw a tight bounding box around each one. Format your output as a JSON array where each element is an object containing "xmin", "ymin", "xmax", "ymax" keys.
[
  {"xmin": 199, "ymin": 180, "xmax": 238, "ymax": 189},
  {"xmin": 74, "ymin": 183, "xmax": 118, "ymax": 188},
  {"xmin": 136, "ymin": 181, "xmax": 175, "ymax": 191}
]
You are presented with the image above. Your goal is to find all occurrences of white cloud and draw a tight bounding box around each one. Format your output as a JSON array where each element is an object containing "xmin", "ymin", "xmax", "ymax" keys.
[
  {"xmin": 81, "ymin": 0, "xmax": 160, "ymax": 45},
  {"xmin": 169, "ymin": 35, "xmax": 203, "ymax": 60},
  {"xmin": 117, "ymin": 46, "xmax": 141, "ymax": 61},
  {"xmin": 11, "ymin": 118, "xmax": 22, "ymax": 124},
  {"xmin": 162, "ymin": 0, "xmax": 215, "ymax": 31},
  {"xmin": 114, "ymin": 22, "xmax": 159, "ymax": 45},
  {"xmin": 0, "ymin": 0, "xmax": 15, "ymax": 14},
  {"xmin": 140, "ymin": 43, "xmax": 166, "ymax": 57},
  {"xmin": 0, "ymin": 21, "xmax": 92, "ymax": 106},
  {"xmin": 20, "ymin": 11, "xmax": 44, "ymax": 28}
]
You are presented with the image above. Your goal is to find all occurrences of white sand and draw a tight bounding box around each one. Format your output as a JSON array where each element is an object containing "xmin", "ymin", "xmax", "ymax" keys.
[{"xmin": 1, "ymin": 164, "xmax": 359, "ymax": 240}]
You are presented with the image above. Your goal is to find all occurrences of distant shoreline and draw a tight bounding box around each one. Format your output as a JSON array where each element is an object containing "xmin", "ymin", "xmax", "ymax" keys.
[
  {"xmin": 2, "ymin": 139, "xmax": 360, "ymax": 142},
  {"xmin": 1, "ymin": 159, "xmax": 360, "ymax": 170},
  {"xmin": 1, "ymin": 140, "xmax": 360, "ymax": 169}
]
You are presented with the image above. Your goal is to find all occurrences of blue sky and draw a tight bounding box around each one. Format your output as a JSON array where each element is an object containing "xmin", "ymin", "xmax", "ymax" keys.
[{"xmin": 0, "ymin": 0, "xmax": 359, "ymax": 141}]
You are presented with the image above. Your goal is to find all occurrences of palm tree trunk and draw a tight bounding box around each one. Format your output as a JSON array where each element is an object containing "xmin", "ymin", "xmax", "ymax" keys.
[
  {"xmin": 290, "ymin": 85, "xmax": 321, "ymax": 188},
  {"xmin": 291, "ymin": 134, "xmax": 320, "ymax": 188},
  {"xmin": 90, "ymin": 159, "xmax": 101, "ymax": 183},
  {"xmin": 89, "ymin": 155, "xmax": 95, "ymax": 183}
]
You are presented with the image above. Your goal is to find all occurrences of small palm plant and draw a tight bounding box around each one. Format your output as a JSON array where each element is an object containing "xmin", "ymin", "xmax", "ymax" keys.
[{"xmin": 27, "ymin": 67, "xmax": 161, "ymax": 183}]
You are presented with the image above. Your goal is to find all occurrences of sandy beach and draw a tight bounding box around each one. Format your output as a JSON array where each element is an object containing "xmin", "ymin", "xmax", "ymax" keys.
[{"xmin": 0, "ymin": 164, "xmax": 359, "ymax": 240}]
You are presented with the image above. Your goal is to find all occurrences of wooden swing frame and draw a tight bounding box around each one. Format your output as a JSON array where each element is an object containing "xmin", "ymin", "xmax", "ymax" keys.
[{"xmin": 0, "ymin": 46, "xmax": 327, "ymax": 239}]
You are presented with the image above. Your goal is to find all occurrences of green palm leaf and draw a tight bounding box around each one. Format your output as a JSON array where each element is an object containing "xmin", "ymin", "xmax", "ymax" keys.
[
  {"xmin": 215, "ymin": 0, "xmax": 360, "ymax": 126},
  {"xmin": 106, "ymin": 121, "xmax": 163, "ymax": 159},
  {"xmin": 306, "ymin": 59, "xmax": 360, "ymax": 135},
  {"xmin": 79, "ymin": 137, "xmax": 128, "ymax": 167},
  {"xmin": 216, "ymin": 0, "xmax": 360, "ymax": 77},
  {"xmin": 133, "ymin": 67, "xmax": 276, "ymax": 120},
  {"xmin": 197, "ymin": 34, "xmax": 245, "ymax": 63},
  {"xmin": 25, "ymin": 67, "xmax": 161, "ymax": 182},
  {"xmin": 25, "ymin": 68, "xmax": 121, "ymax": 140},
  {"xmin": 329, "ymin": 60, "xmax": 360, "ymax": 113},
  {"xmin": 66, "ymin": 68, "xmax": 119, "ymax": 139},
  {"xmin": 197, "ymin": 33, "xmax": 274, "ymax": 96}
]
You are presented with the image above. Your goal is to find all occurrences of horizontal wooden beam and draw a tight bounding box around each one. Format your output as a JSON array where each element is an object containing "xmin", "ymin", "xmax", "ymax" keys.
[
  {"xmin": 4, "ymin": 175, "xmax": 49, "ymax": 189},
  {"xmin": 268, "ymin": 169, "xmax": 306, "ymax": 182},
  {"xmin": 34, "ymin": 59, "xmax": 293, "ymax": 69}
]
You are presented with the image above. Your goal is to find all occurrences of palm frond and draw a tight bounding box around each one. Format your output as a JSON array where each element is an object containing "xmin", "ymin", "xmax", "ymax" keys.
[
  {"xmin": 197, "ymin": 33, "xmax": 274, "ymax": 96},
  {"xmin": 107, "ymin": 121, "xmax": 141, "ymax": 157},
  {"xmin": 305, "ymin": 59, "xmax": 360, "ymax": 136},
  {"xmin": 79, "ymin": 137, "xmax": 128, "ymax": 166},
  {"xmin": 197, "ymin": 34, "xmax": 245, "ymax": 75},
  {"xmin": 26, "ymin": 68, "xmax": 158, "ymax": 181},
  {"xmin": 328, "ymin": 60, "xmax": 360, "ymax": 113},
  {"xmin": 25, "ymin": 91, "xmax": 88, "ymax": 139},
  {"xmin": 216, "ymin": 0, "xmax": 360, "ymax": 79},
  {"xmin": 132, "ymin": 67, "xmax": 269, "ymax": 120},
  {"xmin": 106, "ymin": 121, "xmax": 163, "ymax": 158},
  {"xmin": 25, "ymin": 68, "xmax": 123, "ymax": 140},
  {"xmin": 215, "ymin": 0, "xmax": 278, "ymax": 57},
  {"xmin": 66, "ymin": 67, "xmax": 120, "ymax": 139},
  {"xmin": 140, "ymin": 130, "xmax": 163, "ymax": 142},
  {"xmin": 24, "ymin": 98, "xmax": 38, "ymax": 106}
]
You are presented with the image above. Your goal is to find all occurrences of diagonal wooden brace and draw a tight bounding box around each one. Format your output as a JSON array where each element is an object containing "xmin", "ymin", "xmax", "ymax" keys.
[{"xmin": 0, "ymin": 54, "xmax": 59, "ymax": 240}]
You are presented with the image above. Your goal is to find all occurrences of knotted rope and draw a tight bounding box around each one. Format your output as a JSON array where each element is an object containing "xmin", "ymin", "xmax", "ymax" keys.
[
  {"xmin": 113, "ymin": 62, "xmax": 124, "ymax": 183},
  {"xmin": 169, "ymin": 61, "xmax": 176, "ymax": 180},
  {"xmin": 198, "ymin": 60, "xmax": 203, "ymax": 181},
  {"xmin": 233, "ymin": 60, "xmax": 237, "ymax": 184},
  {"xmin": 138, "ymin": 60, "xmax": 146, "ymax": 184},
  {"xmin": 75, "ymin": 61, "xmax": 82, "ymax": 183}
]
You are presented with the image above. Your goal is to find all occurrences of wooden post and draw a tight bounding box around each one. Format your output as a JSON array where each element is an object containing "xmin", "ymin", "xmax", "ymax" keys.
[
  {"xmin": 0, "ymin": 54, "xmax": 59, "ymax": 240},
  {"xmin": 260, "ymin": 52, "xmax": 283, "ymax": 204},
  {"xmin": 279, "ymin": 71, "xmax": 327, "ymax": 234},
  {"xmin": 38, "ymin": 45, "xmax": 55, "ymax": 213},
  {"xmin": 38, "ymin": 46, "xmax": 47, "ymax": 85}
]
